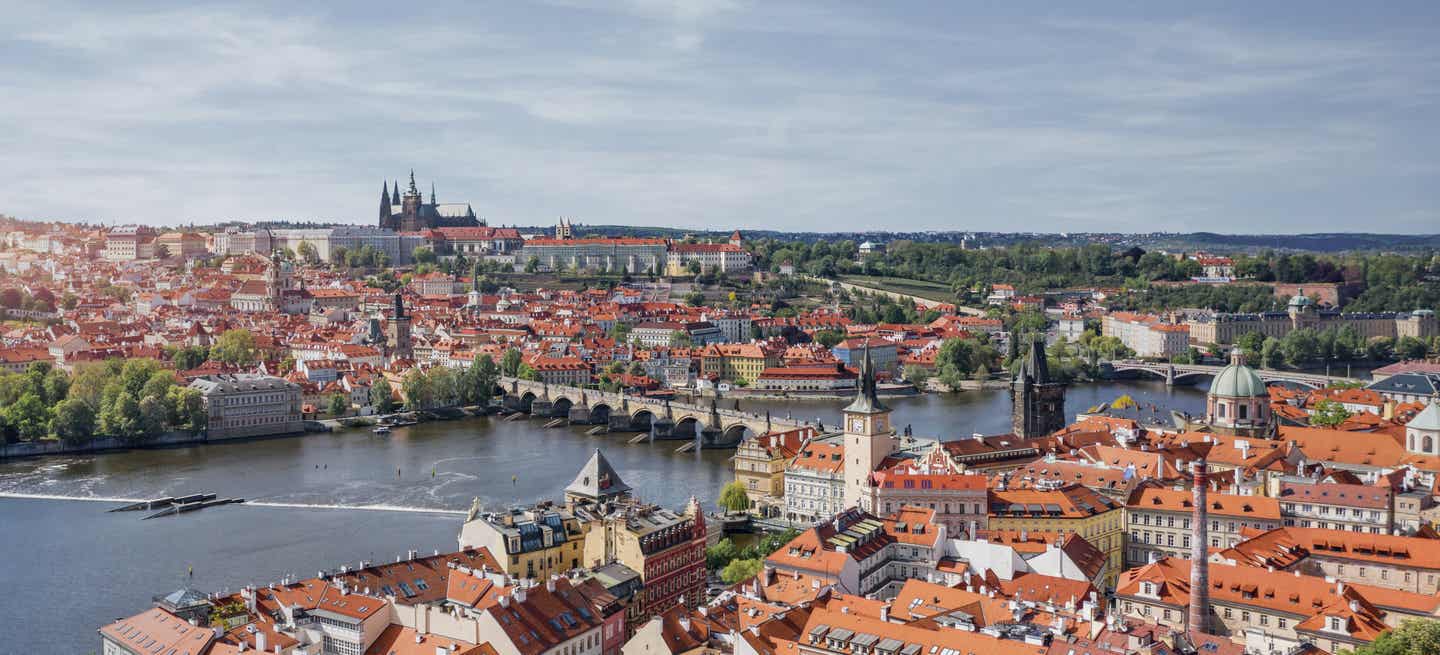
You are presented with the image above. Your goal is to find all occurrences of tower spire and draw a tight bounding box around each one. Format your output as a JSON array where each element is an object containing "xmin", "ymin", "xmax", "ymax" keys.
[
  {"xmin": 843, "ymin": 341, "xmax": 888, "ymax": 414},
  {"xmin": 430, "ymin": 182, "xmax": 437, "ymax": 205},
  {"xmin": 408, "ymin": 170, "xmax": 419, "ymax": 196},
  {"xmin": 392, "ymin": 180, "xmax": 400, "ymax": 204}
]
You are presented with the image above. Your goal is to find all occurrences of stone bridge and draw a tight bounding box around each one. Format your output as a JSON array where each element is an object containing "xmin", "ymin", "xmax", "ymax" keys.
[
  {"xmin": 497, "ymin": 377, "xmax": 808, "ymax": 449},
  {"xmin": 1106, "ymin": 360, "xmax": 1364, "ymax": 389}
]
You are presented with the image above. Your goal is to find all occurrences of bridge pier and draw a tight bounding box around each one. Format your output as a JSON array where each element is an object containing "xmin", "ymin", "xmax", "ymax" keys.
[
  {"xmin": 501, "ymin": 394, "xmax": 524, "ymax": 412},
  {"xmin": 567, "ymin": 406, "xmax": 592, "ymax": 424},
  {"xmin": 651, "ymin": 418, "xmax": 675, "ymax": 440},
  {"xmin": 609, "ymin": 414, "xmax": 634, "ymax": 432},
  {"xmin": 531, "ymin": 400, "xmax": 554, "ymax": 418}
]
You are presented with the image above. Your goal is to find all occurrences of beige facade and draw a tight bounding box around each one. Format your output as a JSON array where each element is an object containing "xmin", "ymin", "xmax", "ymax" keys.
[{"xmin": 189, "ymin": 374, "xmax": 303, "ymax": 439}]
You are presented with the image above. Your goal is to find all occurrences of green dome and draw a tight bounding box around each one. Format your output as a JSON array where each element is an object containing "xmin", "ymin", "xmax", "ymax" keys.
[
  {"xmin": 1211, "ymin": 349, "xmax": 1267, "ymax": 398},
  {"xmin": 1288, "ymin": 294, "xmax": 1313, "ymax": 308}
]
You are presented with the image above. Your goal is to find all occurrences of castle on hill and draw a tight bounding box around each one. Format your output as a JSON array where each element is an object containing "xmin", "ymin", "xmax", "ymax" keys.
[{"xmin": 378, "ymin": 171, "xmax": 482, "ymax": 232}]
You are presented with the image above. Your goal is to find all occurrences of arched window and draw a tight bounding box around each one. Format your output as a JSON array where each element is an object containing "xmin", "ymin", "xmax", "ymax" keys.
[
  {"xmin": 1238, "ymin": 404, "xmax": 1248, "ymax": 420},
  {"xmin": 1426, "ymin": 436, "xmax": 1435, "ymax": 454}
]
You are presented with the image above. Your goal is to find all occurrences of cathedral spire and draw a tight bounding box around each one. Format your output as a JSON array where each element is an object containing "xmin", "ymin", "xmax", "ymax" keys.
[
  {"xmin": 392, "ymin": 180, "xmax": 400, "ymax": 204},
  {"xmin": 379, "ymin": 182, "xmax": 392, "ymax": 225},
  {"xmin": 430, "ymin": 182, "xmax": 437, "ymax": 205},
  {"xmin": 408, "ymin": 170, "xmax": 420, "ymax": 196}
]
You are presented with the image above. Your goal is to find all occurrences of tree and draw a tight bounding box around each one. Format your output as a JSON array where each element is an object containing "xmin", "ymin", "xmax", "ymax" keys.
[
  {"xmin": 720, "ymin": 558, "xmax": 763, "ymax": 585},
  {"xmin": 5, "ymin": 392, "xmax": 50, "ymax": 441},
  {"xmin": 517, "ymin": 363, "xmax": 541, "ymax": 382},
  {"xmin": 401, "ymin": 369, "xmax": 436, "ymax": 410},
  {"xmin": 371, "ymin": 378, "xmax": 397, "ymax": 414},
  {"xmin": 138, "ymin": 395, "xmax": 167, "ymax": 439},
  {"xmin": 99, "ymin": 391, "xmax": 142, "ymax": 441},
  {"xmin": 469, "ymin": 355, "xmax": 500, "ymax": 406},
  {"xmin": 213, "ymin": 329, "xmax": 259, "ymax": 367},
  {"xmin": 813, "ymin": 330, "xmax": 846, "ymax": 348},
  {"xmin": 328, "ymin": 394, "xmax": 350, "ymax": 417},
  {"xmin": 1310, "ymin": 399, "xmax": 1353, "ymax": 428},
  {"xmin": 705, "ymin": 538, "xmax": 741, "ymax": 570},
  {"xmin": 168, "ymin": 386, "xmax": 207, "ymax": 434},
  {"xmin": 50, "ymin": 398, "xmax": 95, "ymax": 445},
  {"xmin": 1260, "ymin": 337, "xmax": 1284, "ymax": 369},
  {"xmin": 524, "ymin": 256, "xmax": 541, "ymax": 274},
  {"xmin": 685, "ymin": 290, "xmax": 706, "ymax": 307},
  {"xmin": 295, "ymin": 240, "xmax": 319, "ymax": 264},
  {"xmin": 718, "ymin": 480, "xmax": 751, "ymax": 513},
  {"xmin": 172, "ymin": 345, "xmax": 209, "ymax": 370},
  {"xmin": 670, "ymin": 332, "xmax": 693, "ymax": 348},
  {"xmin": 501, "ymin": 348, "xmax": 524, "ymax": 377},
  {"xmin": 412, "ymin": 246, "xmax": 437, "ymax": 265},
  {"xmin": 1340, "ymin": 619, "xmax": 1440, "ymax": 655}
]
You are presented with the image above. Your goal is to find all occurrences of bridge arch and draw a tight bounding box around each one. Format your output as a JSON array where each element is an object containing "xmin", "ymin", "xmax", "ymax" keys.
[
  {"xmin": 519, "ymin": 391, "xmax": 537, "ymax": 413},
  {"xmin": 551, "ymin": 397, "xmax": 573, "ymax": 416},
  {"xmin": 591, "ymin": 403, "xmax": 612, "ymax": 423},
  {"xmin": 631, "ymin": 409, "xmax": 655, "ymax": 429},
  {"xmin": 719, "ymin": 423, "xmax": 755, "ymax": 447},
  {"xmin": 673, "ymin": 415, "xmax": 703, "ymax": 438}
]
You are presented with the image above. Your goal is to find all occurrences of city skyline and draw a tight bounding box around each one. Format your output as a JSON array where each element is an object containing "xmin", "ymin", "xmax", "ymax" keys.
[{"xmin": 2, "ymin": 1, "xmax": 1438, "ymax": 233}]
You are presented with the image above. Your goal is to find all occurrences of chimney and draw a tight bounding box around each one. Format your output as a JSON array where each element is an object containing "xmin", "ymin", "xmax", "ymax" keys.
[
  {"xmin": 1189, "ymin": 453, "xmax": 1213, "ymax": 635},
  {"xmin": 880, "ymin": 604, "xmax": 891, "ymax": 622},
  {"xmin": 255, "ymin": 632, "xmax": 266, "ymax": 653}
]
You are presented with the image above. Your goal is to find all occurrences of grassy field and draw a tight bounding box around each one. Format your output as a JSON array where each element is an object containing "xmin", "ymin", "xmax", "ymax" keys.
[{"xmin": 839, "ymin": 275, "xmax": 956, "ymax": 303}]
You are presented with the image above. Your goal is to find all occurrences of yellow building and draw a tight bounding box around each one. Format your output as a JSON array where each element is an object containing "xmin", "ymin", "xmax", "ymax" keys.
[
  {"xmin": 732, "ymin": 426, "xmax": 816, "ymax": 517},
  {"xmin": 699, "ymin": 343, "xmax": 781, "ymax": 385},
  {"xmin": 455, "ymin": 502, "xmax": 585, "ymax": 580},
  {"xmin": 987, "ymin": 481, "xmax": 1126, "ymax": 588}
]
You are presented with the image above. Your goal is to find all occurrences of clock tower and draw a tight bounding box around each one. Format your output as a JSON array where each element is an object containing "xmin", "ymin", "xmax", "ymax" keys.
[{"xmin": 843, "ymin": 344, "xmax": 895, "ymax": 512}]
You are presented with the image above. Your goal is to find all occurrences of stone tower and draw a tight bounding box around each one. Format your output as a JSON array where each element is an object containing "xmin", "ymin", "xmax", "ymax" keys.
[
  {"xmin": 1012, "ymin": 336, "xmax": 1065, "ymax": 438},
  {"xmin": 387, "ymin": 292, "xmax": 413, "ymax": 361},
  {"xmin": 843, "ymin": 344, "xmax": 895, "ymax": 511}
]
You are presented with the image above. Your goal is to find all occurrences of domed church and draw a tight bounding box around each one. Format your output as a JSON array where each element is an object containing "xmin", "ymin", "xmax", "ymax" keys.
[{"xmin": 1205, "ymin": 348, "xmax": 1275, "ymax": 438}]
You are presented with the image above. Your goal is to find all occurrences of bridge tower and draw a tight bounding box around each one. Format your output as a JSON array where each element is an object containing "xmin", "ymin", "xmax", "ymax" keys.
[{"xmin": 843, "ymin": 344, "xmax": 895, "ymax": 512}]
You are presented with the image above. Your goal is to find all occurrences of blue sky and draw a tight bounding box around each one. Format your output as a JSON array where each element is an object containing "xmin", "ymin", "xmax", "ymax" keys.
[{"xmin": 1, "ymin": 1, "xmax": 1436, "ymax": 233}]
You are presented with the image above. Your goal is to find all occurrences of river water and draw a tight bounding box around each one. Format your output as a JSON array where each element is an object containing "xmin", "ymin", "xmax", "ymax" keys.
[{"xmin": 0, "ymin": 380, "xmax": 1206, "ymax": 653}]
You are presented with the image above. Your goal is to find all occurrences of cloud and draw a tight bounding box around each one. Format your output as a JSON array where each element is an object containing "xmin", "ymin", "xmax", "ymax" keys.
[{"xmin": 0, "ymin": 2, "xmax": 1436, "ymax": 233}]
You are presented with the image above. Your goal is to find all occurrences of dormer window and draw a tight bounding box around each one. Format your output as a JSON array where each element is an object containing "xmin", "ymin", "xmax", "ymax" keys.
[
  {"xmin": 1141, "ymin": 582, "xmax": 1155, "ymax": 596},
  {"xmin": 1328, "ymin": 616, "xmax": 1345, "ymax": 633}
]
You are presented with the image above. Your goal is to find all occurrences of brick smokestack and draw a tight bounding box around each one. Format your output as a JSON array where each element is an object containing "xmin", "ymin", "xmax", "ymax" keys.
[{"xmin": 1189, "ymin": 441, "xmax": 1214, "ymax": 635}]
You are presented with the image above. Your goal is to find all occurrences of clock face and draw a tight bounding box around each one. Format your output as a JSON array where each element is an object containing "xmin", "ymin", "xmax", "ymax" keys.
[{"xmin": 851, "ymin": 419, "xmax": 864, "ymax": 432}]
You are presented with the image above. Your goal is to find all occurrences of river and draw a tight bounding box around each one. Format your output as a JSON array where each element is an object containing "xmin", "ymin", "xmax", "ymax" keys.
[{"xmin": 0, "ymin": 379, "xmax": 1206, "ymax": 653}]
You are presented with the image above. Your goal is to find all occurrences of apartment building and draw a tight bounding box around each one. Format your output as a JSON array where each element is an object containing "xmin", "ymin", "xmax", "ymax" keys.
[
  {"xmin": 699, "ymin": 343, "xmax": 782, "ymax": 385},
  {"xmin": 457, "ymin": 503, "xmax": 586, "ymax": 580},
  {"xmin": 869, "ymin": 469, "xmax": 987, "ymax": 538},
  {"xmin": 1220, "ymin": 526, "xmax": 1440, "ymax": 596},
  {"xmin": 784, "ymin": 441, "xmax": 845, "ymax": 525},
  {"xmin": 1277, "ymin": 480, "xmax": 1395, "ymax": 534},
  {"xmin": 733, "ymin": 426, "xmax": 816, "ymax": 516},
  {"xmin": 1124, "ymin": 485, "xmax": 1281, "ymax": 567}
]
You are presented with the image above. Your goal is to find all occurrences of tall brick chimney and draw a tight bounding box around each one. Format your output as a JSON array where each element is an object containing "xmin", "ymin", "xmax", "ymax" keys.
[{"xmin": 1189, "ymin": 440, "xmax": 1214, "ymax": 635}]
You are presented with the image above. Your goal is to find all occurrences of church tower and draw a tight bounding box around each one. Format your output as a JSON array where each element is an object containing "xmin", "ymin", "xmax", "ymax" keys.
[
  {"xmin": 843, "ymin": 345, "xmax": 895, "ymax": 512},
  {"xmin": 378, "ymin": 181, "xmax": 393, "ymax": 229},
  {"xmin": 387, "ymin": 292, "xmax": 413, "ymax": 361},
  {"xmin": 1012, "ymin": 336, "xmax": 1066, "ymax": 437}
]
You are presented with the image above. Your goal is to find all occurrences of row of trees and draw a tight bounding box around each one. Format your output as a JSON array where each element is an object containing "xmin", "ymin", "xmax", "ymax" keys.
[
  {"xmin": 397, "ymin": 355, "xmax": 503, "ymax": 411},
  {"xmin": 1230, "ymin": 327, "xmax": 1437, "ymax": 369},
  {"xmin": 0, "ymin": 360, "xmax": 205, "ymax": 445}
]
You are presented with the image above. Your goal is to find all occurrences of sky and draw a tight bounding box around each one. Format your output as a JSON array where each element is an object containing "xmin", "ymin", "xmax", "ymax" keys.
[{"xmin": 1, "ymin": 1, "xmax": 1437, "ymax": 233}]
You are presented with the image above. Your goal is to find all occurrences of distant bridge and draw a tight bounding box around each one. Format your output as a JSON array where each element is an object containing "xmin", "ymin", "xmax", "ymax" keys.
[
  {"xmin": 497, "ymin": 377, "xmax": 810, "ymax": 449},
  {"xmin": 1106, "ymin": 360, "xmax": 1363, "ymax": 389}
]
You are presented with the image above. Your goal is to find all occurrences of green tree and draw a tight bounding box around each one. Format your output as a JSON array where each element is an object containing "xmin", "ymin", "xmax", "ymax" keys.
[
  {"xmin": 469, "ymin": 355, "xmax": 500, "ymax": 406},
  {"xmin": 371, "ymin": 378, "xmax": 397, "ymax": 414},
  {"xmin": 412, "ymin": 246, "xmax": 437, "ymax": 265},
  {"xmin": 5, "ymin": 392, "xmax": 51, "ymax": 441},
  {"xmin": 328, "ymin": 393, "xmax": 350, "ymax": 417},
  {"xmin": 1340, "ymin": 619, "xmax": 1440, "ymax": 655},
  {"xmin": 168, "ymin": 386, "xmax": 207, "ymax": 433},
  {"xmin": 719, "ymin": 558, "xmax": 764, "ymax": 585},
  {"xmin": 813, "ymin": 330, "xmax": 846, "ymax": 348},
  {"xmin": 172, "ymin": 345, "xmax": 209, "ymax": 370},
  {"xmin": 295, "ymin": 240, "xmax": 319, "ymax": 264},
  {"xmin": 213, "ymin": 329, "xmax": 259, "ymax": 367},
  {"xmin": 670, "ymin": 332, "xmax": 693, "ymax": 348},
  {"xmin": 718, "ymin": 480, "xmax": 752, "ymax": 513},
  {"xmin": 50, "ymin": 398, "xmax": 96, "ymax": 445},
  {"xmin": 1310, "ymin": 399, "xmax": 1353, "ymax": 428},
  {"xmin": 705, "ymin": 538, "xmax": 741, "ymax": 570},
  {"xmin": 138, "ymin": 395, "xmax": 167, "ymax": 439},
  {"xmin": 401, "ymin": 369, "xmax": 435, "ymax": 410},
  {"xmin": 501, "ymin": 348, "xmax": 524, "ymax": 377},
  {"xmin": 685, "ymin": 290, "xmax": 706, "ymax": 307},
  {"xmin": 99, "ymin": 391, "xmax": 142, "ymax": 441},
  {"xmin": 524, "ymin": 256, "xmax": 541, "ymax": 273},
  {"xmin": 517, "ymin": 363, "xmax": 541, "ymax": 382},
  {"xmin": 1260, "ymin": 337, "xmax": 1284, "ymax": 369}
]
